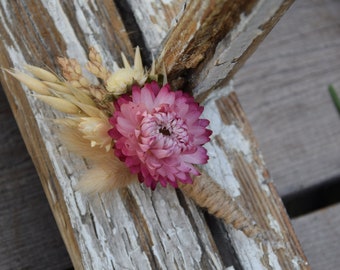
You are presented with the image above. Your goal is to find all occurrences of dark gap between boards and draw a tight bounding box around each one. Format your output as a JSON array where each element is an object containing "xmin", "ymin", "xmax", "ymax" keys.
[
  {"xmin": 282, "ymin": 176, "xmax": 340, "ymax": 218},
  {"xmin": 114, "ymin": 0, "xmax": 152, "ymax": 66}
]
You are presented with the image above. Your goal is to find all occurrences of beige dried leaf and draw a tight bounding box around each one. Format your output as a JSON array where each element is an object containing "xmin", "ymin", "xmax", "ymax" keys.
[
  {"xmin": 134, "ymin": 46, "xmax": 143, "ymax": 72},
  {"xmin": 121, "ymin": 52, "xmax": 131, "ymax": 69}
]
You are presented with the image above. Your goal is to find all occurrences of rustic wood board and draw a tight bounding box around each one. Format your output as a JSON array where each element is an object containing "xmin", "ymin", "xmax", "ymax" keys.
[
  {"xmin": 292, "ymin": 203, "xmax": 340, "ymax": 270},
  {"xmin": 0, "ymin": 0, "xmax": 308, "ymax": 269},
  {"xmin": 235, "ymin": 0, "xmax": 340, "ymax": 196}
]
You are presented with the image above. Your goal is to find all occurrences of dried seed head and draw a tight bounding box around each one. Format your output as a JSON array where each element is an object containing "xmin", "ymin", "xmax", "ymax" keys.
[
  {"xmin": 24, "ymin": 64, "xmax": 59, "ymax": 83},
  {"xmin": 5, "ymin": 69, "xmax": 51, "ymax": 95},
  {"xmin": 54, "ymin": 118, "xmax": 79, "ymax": 127},
  {"xmin": 86, "ymin": 62, "xmax": 110, "ymax": 81},
  {"xmin": 89, "ymin": 86, "xmax": 106, "ymax": 101},
  {"xmin": 35, "ymin": 95, "xmax": 80, "ymax": 114},
  {"xmin": 88, "ymin": 46, "xmax": 102, "ymax": 64},
  {"xmin": 79, "ymin": 77, "xmax": 90, "ymax": 88},
  {"xmin": 86, "ymin": 47, "xmax": 110, "ymax": 81},
  {"xmin": 43, "ymin": 81, "xmax": 72, "ymax": 94},
  {"xmin": 57, "ymin": 57, "xmax": 91, "ymax": 89}
]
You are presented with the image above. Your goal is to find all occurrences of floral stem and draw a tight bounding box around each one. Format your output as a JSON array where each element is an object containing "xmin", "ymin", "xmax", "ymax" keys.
[{"xmin": 179, "ymin": 170, "xmax": 261, "ymax": 238}]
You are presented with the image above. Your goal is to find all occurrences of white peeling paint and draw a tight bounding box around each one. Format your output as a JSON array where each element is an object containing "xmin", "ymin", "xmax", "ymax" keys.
[
  {"xmin": 195, "ymin": 0, "xmax": 286, "ymax": 96},
  {"xmin": 232, "ymin": 230, "xmax": 266, "ymax": 269},
  {"xmin": 1, "ymin": 1, "xmax": 12, "ymax": 24},
  {"xmin": 73, "ymin": 1, "xmax": 119, "ymax": 72},
  {"xmin": 126, "ymin": 0, "xmax": 173, "ymax": 55},
  {"xmin": 201, "ymin": 83, "xmax": 257, "ymax": 197},
  {"xmin": 201, "ymin": 83, "xmax": 252, "ymax": 162},
  {"xmin": 74, "ymin": 191, "xmax": 87, "ymax": 216},
  {"xmin": 292, "ymin": 256, "xmax": 309, "ymax": 270},
  {"xmin": 220, "ymin": 125, "xmax": 252, "ymax": 162},
  {"xmin": 42, "ymin": 1, "xmax": 87, "ymax": 61},
  {"xmin": 268, "ymin": 213, "xmax": 282, "ymax": 236},
  {"xmin": 127, "ymin": 184, "xmax": 222, "ymax": 269},
  {"xmin": 267, "ymin": 243, "xmax": 282, "ymax": 270},
  {"xmin": 75, "ymin": 2, "xmax": 102, "ymax": 42},
  {"xmin": 204, "ymin": 139, "xmax": 241, "ymax": 197}
]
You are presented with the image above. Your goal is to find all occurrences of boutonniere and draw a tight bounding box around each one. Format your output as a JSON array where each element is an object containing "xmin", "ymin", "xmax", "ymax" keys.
[{"xmin": 6, "ymin": 47, "xmax": 259, "ymax": 238}]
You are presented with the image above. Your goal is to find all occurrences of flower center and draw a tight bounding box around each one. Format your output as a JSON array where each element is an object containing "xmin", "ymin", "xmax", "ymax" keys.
[
  {"xmin": 140, "ymin": 108, "xmax": 190, "ymax": 151},
  {"xmin": 159, "ymin": 127, "xmax": 171, "ymax": 136}
]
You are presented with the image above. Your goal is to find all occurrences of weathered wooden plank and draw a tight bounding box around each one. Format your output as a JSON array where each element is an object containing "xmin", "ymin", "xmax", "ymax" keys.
[
  {"xmin": 123, "ymin": 0, "xmax": 183, "ymax": 56},
  {"xmin": 152, "ymin": 0, "xmax": 295, "ymax": 101},
  {"xmin": 201, "ymin": 88, "xmax": 309, "ymax": 269},
  {"xmin": 1, "ymin": 1, "xmax": 339, "ymax": 268},
  {"xmin": 0, "ymin": 0, "xmax": 310, "ymax": 269},
  {"xmin": 131, "ymin": 0, "xmax": 309, "ymax": 269},
  {"xmin": 0, "ymin": 87, "xmax": 72, "ymax": 269},
  {"xmin": 128, "ymin": 0, "xmax": 294, "ymax": 86},
  {"xmin": 235, "ymin": 0, "xmax": 340, "ymax": 196},
  {"xmin": 0, "ymin": 1, "xmax": 223, "ymax": 269},
  {"xmin": 292, "ymin": 203, "xmax": 340, "ymax": 270}
]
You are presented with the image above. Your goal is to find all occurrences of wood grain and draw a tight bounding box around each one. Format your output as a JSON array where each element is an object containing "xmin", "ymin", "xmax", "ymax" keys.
[
  {"xmin": 292, "ymin": 203, "xmax": 340, "ymax": 270},
  {"xmin": 235, "ymin": 0, "xmax": 340, "ymax": 196}
]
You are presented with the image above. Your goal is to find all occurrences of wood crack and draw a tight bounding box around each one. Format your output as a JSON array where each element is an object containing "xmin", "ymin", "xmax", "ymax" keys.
[
  {"xmin": 114, "ymin": 0, "xmax": 152, "ymax": 65},
  {"xmin": 175, "ymin": 189, "xmax": 233, "ymax": 269},
  {"xmin": 119, "ymin": 187, "xmax": 160, "ymax": 269}
]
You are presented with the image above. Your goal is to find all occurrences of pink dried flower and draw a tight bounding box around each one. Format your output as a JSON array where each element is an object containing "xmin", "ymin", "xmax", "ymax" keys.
[{"xmin": 109, "ymin": 81, "xmax": 212, "ymax": 189}]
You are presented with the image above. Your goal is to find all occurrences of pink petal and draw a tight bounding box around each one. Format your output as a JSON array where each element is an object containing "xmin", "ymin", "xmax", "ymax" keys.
[
  {"xmin": 181, "ymin": 147, "xmax": 208, "ymax": 164},
  {"xmin": 140, "ymin": 86, "xmax": 155, "ymax": 111},
  {"xmin": 154, "ymin": 85, "xmax": 175, "ymax": 107},
  {"xmin": 116, "ymin": 116, "xmax": 135, "ymax": 135},
  {"xmin": 151, "ymin": 148, "xmax": 172, "ymax": 159}
]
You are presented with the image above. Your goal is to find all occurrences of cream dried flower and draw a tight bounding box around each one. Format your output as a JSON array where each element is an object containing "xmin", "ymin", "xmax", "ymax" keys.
[
  {"xmin": 105, "ymin": 47, "xmax": 146, "ymax": 95},
  {"xmin": 78, "ymin": 116, "xmax": 112, "ymax": 152}
]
